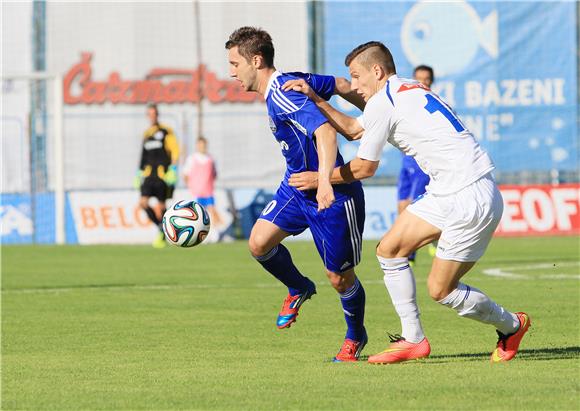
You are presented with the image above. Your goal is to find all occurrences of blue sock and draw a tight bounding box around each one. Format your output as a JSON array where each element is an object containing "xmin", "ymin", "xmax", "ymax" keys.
[
  {"xmin": 339, "ymin": 277, "xmax": 366, "ymax": 341},
  {"xmin": 254, "ymin": 244, "xmax": 314, "ymax": 296}
]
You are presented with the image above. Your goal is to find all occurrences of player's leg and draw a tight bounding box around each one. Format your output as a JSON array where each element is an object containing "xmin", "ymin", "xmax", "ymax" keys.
[
  {"xmin": 249, "ymin": 189, "xmax": 316, "ymax": 329},
  {"xmin": 139, "ymin": 178, "xmax": 160, "ymax": 225},
  {"xmin": 411, "ymin": 170, "xmax": 437, "ymax": 258},
  {"xmin": 397, "ymin": 165, "xmax": 416, "ymax": 263},
  {"xmin": 307, "ymin": 190, "xmax": 367, "ymax": 361},
  {"xmin": 205, "ymin": 196, "xmax": 223, "ymax": 227},
  {"xmin": 428, "ymin": 175, "xmax": 530, "ymax": 363},
  {"xmin": 368, "ymin": 208, "xmax": 438, "ymax": 364},
  {"xmin": 139, "ymin": 195, "xmax": 159, "ymax": 224},
  {"xmin": 326, "ymin": 268, "xmax": 368, "ymax": 362},
  {"xmin": 150, "ymin": 180, "xmax": 169, "ymax": 248}
]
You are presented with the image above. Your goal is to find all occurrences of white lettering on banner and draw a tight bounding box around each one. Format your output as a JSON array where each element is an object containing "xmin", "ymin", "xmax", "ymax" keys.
[
  {"xmin": 499, "ymin": 190, "xmax": 528, "ymax": 232},
  {"xmin": 465, "ymin": 78, "xmax": 566, "ymax": 108},
  {"xmin": 521, "ymin": 189, "xmax": 555, "ymax": 232},
  {"xmin": 551, "ymin": 188, "xmax": 580, "ymax": 230},
  {"xmin": 461, "ymin": 113, "xmax": 514, "ymax": 141},
  {"xmin": 0, "ymin": 206, "xmax": 33, "ymax": 236},
  {"xmin": 498, "ymin": 185, "xmax": 580, "ymax": 236}
]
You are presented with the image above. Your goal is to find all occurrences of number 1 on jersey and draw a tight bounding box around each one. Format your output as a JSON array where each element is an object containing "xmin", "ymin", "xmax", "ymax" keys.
[{"xmin": 424, "ymin": 94, "xmax": 465, "ymax": 132}]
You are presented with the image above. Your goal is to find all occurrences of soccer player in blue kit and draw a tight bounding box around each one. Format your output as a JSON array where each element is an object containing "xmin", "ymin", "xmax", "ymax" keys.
[{"xmin": 225, "ymin": 27, "xmax": 368, "ymax": 361}]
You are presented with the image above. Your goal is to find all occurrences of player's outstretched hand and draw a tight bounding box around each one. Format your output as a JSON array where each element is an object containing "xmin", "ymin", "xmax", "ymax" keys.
[
  {"xmin": 289, "ymin": 171, "xmax": 318, "ymax": 190},
  {"xmin": 316, "ymin": 181, "xmax": 335, "ymax": 212},
  {"xmin": 282, "ymin": 79, "xmax": 318, "ymax": 101}
]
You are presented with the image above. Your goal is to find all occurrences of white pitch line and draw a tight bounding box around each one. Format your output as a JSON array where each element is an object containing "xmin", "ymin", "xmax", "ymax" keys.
[{"xmin": 482, "ymin": 261, "xmax": 580, "ymax": 280}]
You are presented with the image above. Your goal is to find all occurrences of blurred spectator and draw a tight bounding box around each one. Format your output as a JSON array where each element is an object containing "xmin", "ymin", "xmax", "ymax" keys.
[{"xmin": 183, "ymin": 136, "xmax": 223, "ymax": 230}]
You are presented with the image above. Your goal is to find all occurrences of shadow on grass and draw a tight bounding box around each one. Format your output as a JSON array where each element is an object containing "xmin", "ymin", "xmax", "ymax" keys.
[{"xmin": 426, "ymin": 346, "xmax": 580, "ymax": 363}]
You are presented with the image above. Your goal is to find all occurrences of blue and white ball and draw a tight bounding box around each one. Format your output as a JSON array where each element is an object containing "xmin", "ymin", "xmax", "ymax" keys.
[{"xmin": 162, "ymin": 200, "xmax": 211, "ymax": 247}]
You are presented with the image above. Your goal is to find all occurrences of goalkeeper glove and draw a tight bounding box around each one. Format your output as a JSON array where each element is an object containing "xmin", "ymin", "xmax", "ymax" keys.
[
  {"xmin": 133, "ymin": 170, "xmax": 144, "ymax": 189},
  {"xmin": 164, "ymin": 165, "xmax": 178, "ymax": 186}
]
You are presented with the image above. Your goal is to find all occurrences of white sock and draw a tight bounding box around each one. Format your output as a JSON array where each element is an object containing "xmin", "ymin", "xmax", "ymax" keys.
[
  {"xmin": 377, "ymin": 256, "xmax": 425, "ymax": 343},
  {"xmin": 438, "ymin": 282, "xmax": 519, "ymax": 335}
]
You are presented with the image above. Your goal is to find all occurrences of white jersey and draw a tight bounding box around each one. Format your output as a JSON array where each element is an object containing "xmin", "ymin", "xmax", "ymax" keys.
[{"xmin": 357, "ymin": 75, "xmax": 494, "ymax": 195}]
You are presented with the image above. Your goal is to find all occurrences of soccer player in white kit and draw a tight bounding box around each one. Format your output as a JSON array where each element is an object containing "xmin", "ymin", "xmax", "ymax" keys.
[{"xmin": 283, "ymin": 41, "xmax": 530, "ymax": 364}]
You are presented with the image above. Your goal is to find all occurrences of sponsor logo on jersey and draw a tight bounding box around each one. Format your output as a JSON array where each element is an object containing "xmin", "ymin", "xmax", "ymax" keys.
[
  {"xmin": 144, "ymin": 140, "xmax": 163, "ymax": 150},
  {"xmin": 398, "ymin": 83, "xmax": 429, "ymax": 93},
  {"xmin": 269, "ymin": 117, "xmax": 277, "ymax": 133},
  {"xmin": 154, "ymin": 131, "xmax": 164, "ymax": 140},
  {"xmin": 279, "ymin": 140, "xmax": 289, "ymax": 151}
]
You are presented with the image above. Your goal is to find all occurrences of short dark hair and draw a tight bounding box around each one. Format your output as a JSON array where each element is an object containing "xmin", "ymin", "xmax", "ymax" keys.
[
  {"xmin": 414, "ymin": 65, "xmax": 434, "ymax": 83},
  {"xmin": 344, "ymin": 41, "xmax": 396, "ymax": 74},
  {"xmin": 225, "ymin": 26, "xmax": 275, "ymax": 68},
  {"xmin": 197, "ymin": 136, "xmax": 207, "ymax": 144},
  {"xmin": 147, "ymin": 103, "xmax": 158, "ymax": 115}
]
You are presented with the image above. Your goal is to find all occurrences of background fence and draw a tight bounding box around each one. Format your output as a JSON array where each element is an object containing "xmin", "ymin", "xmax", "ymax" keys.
[{"xmin": 2, "ymin": 1, "xmax": 579, "ymax": 244}]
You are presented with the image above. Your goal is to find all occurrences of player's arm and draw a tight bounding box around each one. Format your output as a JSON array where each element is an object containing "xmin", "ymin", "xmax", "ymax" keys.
[
  {"xmin": 290, "ymin": 96, "xmax": 389, "ymax": 190},
  {"xmin": 282, "ymin": 79, "xmax": 363, "ymax": 141},
  {"xmin": 164, "ymin": 129, "xmax": 180, "ymax": 165},
  {"xmin": 288, "ymin": 157, "xmax": 379, "ymax": 190},
  {"xmin": 134, "ymin": 138, "xmax": 147, "ymax": 189},
  {"xmin": 164, "ymin": 128, "xmax": 180, "ymax": 185},
  {"xmin": 313, "ymin": 122, "xmax": 337, "ymax": 211},
  {"xmin": 334, "ymin": 77, "xmax": 366, "ymax": 111}
]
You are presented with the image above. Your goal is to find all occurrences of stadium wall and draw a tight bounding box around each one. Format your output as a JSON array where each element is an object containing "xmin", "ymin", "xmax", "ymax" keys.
[{"xmin": 2, "ymin": 185, "xmax": 579, "ymax": 244}]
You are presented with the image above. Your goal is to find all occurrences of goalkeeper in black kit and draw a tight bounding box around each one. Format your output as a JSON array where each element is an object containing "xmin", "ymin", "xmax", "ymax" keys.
[{"xmin": 135, "ymin": 103, "xmax": 180, "ymax": 248}]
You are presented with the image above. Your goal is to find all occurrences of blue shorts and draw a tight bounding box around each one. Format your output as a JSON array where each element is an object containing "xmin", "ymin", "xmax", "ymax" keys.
[
  {"xmin": 196, "ymin": 196, "xmax": 215, "ymax": 207},
  {"xmin": 398, "ymin": 157, "xmax": 430, "ymax": 201},
  {"xmin": 259, "ymin": 182, "xmax": 365, "ymax": 273}
]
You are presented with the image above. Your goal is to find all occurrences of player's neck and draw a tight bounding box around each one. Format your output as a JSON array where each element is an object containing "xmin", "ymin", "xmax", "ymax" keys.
[{"xmin": 256, "ymin": 67, "xmax": 277, "ymax": 96}]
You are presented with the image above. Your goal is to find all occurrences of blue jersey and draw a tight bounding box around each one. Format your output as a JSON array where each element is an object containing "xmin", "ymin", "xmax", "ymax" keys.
[
  {"xmin": 398, "ymin": 153, "xmax": 430, "ymax": 201},
  {"xmin": 265, "ymin": 71, "xmax": 361, "ymax": 202}
]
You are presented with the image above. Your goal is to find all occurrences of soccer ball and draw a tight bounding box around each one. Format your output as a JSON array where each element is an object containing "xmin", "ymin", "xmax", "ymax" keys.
[{"xmin": 162, "ymin": 200, "xmax": 211, "ymax": 247}]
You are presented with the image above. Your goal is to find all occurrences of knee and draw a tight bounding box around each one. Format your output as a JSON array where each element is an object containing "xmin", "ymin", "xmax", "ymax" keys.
[
  {"xmin": 376, "ymin": 241, "xmax": 399, "ymax": 259},
  {"xmin": 327, "ymin": 271, "xmax": 354, "ymax": 293},
  {"xmin": 248, "ymin": 233, "xmax": 271, "ymax": 257},
  {"xmin": 427, "ymin": 276, "xmax": 453, "ymax": 301}
]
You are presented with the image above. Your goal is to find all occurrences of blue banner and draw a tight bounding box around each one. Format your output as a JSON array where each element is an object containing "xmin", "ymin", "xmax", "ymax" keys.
[
  {"xmin": 1, "ymin": 193, "xmax": 78, "ymax": 244},
  {"xmin": 323, "ymin": 1, "xmax": 578, "ymax": 179}
]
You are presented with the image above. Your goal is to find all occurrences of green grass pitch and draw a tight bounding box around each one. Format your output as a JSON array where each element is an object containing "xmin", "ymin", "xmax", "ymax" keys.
[{"xmin": 2, "ymin": 236, "xmax": 579, "ymax": 410}]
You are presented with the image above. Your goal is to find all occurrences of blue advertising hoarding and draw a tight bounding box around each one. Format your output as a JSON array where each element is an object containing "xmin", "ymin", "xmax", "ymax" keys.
[{"xmin": 322, "ymin": 1, "xmax": 578, "ymax": 179}]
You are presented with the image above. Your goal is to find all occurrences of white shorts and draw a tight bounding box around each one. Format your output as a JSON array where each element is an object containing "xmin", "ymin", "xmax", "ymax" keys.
[{"xmin": 407, "ymin": 173, "xmax": 503, "ymax": 262}]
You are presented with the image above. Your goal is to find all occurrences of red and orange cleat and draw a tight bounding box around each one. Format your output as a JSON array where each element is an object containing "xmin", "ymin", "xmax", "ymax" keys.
[
  {"xmin": 368, "ymin": 333, "xmax": 431, "ymax": 364},
  {"xmin": 491, "ymin": 312, "xmax": 531, "ymax": 363},
  {"xmin": 276, "ymin": 286, "xmax": 316, "ymax": 329},
  {"xmin": 333, "ymin": 331, "xmax": 368, "ymax": 362}
]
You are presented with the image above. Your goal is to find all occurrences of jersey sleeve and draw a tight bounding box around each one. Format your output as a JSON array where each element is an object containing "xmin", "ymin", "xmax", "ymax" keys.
[
  {"xmin": 306, "ymin": 73, "xmax": 335, "ymax": 101},
  {"xmin": 357, "ymin": 96, "xmax": 394, "ymax": 162},
  {"xmin": 286, "ymin": 72, "xmax": 335, "ymax": 101},
  {"xmin": 275, "ymin": 88, "xmax": 328, "ymax": 138},
  {"xmin": 163, "ymin": 127, "xmax": 180, "ymax": 164}
]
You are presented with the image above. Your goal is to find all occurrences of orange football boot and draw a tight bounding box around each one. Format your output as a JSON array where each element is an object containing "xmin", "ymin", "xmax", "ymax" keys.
[
  {"xmin": 491, "ymin": 312, "xmax": 531, "ymax": 363},
  {"xmin": 368, "ymin": 333, "xmax": 431, "ymax": 364},
  {"xmin": 333, "ymin": 330, "xmax": 368, "ymax": 362}
]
